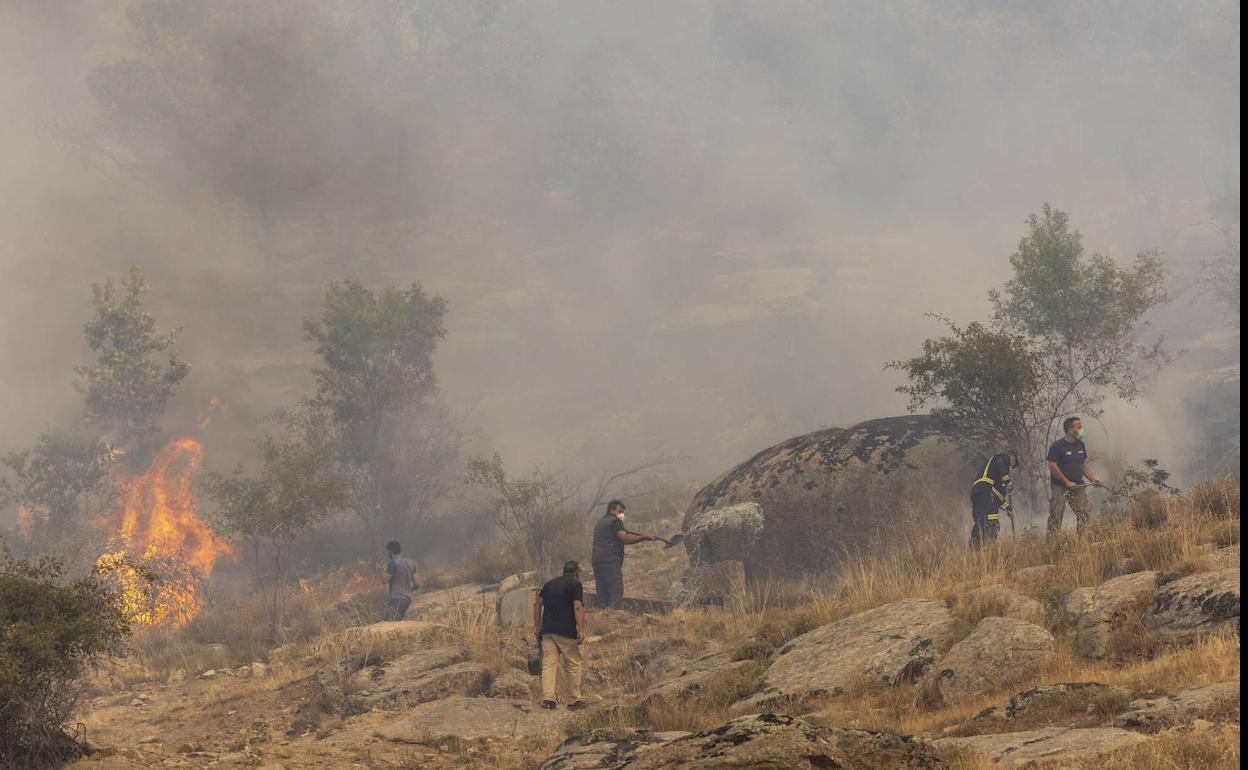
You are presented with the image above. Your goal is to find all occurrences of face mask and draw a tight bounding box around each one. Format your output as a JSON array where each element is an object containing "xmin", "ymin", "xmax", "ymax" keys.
[
  {"xmin": 1075, "ymin": 430, "xmax": 1085, "ymax": 440},
  {"xmin": 615, "ymin": 512, "xmax": 625, "ymax": 520}
]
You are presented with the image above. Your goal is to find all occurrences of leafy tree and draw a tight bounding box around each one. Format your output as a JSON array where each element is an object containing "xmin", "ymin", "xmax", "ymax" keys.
[
  {"xmin": 0, "ymin": 544, "xmax": 130, "ymax": 767},
  {"xmin": 890, "ymin": 205, "xmax": 1171, "ymax": 514},
  {"xmin": 0, "ymin": 429, "xmax": 114, "ymax": 561},
  {"xmin": 74, "ymin": 265, "xmax": 189, "ymax": 468},
  {"xmin": 302, "ymin": 280, "xmax": 453, "ymax": 547},
  {"xmin": 203, "ymin": 413, "xmax": 348, "ymax": 638},
  {"xmin": 990, "ymin": 204, "xmax": 1170, "ymax": 417}
]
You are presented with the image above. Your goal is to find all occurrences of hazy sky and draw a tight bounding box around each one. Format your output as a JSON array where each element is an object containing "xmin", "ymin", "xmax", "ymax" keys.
[{"xmin": 0, "ymin": 0, "xmax": 1239, "ymax": 484}]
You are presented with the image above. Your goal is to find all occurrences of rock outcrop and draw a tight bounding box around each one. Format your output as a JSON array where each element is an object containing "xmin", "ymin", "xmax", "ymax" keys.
[
  {"xmin": 933, "ymin": 727, "xmax": 1148, "ymax": 767},
  {"xmin": 314, "ymin": 644, "xmax": 491, "ymax": 715},
  {"xmin": 1146, "ymin": 568, "xmax": 1240, "ymax": 643},
  {"xmin": 1113, "ymin": 680, "xmax": 1240, "ymax": 733},
  {"xmin": 639, "ymin": 651, "xmax": 755, "ymax": 704},
  {"xmin": 929, "ymin": 617, "xmax": 1055, "ymax": 700},
  {"xmin": 540, "ymin": 714, "xmax": 946, "ymax": 770},
  {"xmin": 960, "ymin": 682, "xmax": 1132, "ymax": 733},
  {"xmin": 745, "ymin": 598, "xmax": 953, "ymax": 706},
  {"xmin": 375, "ymin": 697, "xmax": 572, "ymax": 741},
  {"xmin": 1068, "ymin": 571, "xmax": 1159, "ymax": 659},
  {"xmin": 683, "ymin": 415, "xmax": 977, "ymax": 578}
]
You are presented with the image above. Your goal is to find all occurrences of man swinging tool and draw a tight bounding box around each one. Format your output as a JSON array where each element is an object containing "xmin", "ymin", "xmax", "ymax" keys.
[
  {"xmin": 970, "ymin": 451, "xmax": 1017, "ymax": 549},
  {"xmin": 1046, "ymin": 416, "xmax": 1104, "ymax": 538}
]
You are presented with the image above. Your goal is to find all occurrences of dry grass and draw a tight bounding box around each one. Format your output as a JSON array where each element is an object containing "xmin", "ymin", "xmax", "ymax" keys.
[
  {"xmin": 1040, "ymin": 723, "xmax": 1241, "ymax": 769},
  {"xmin": 807, "ymin": 630, "xmax": 1241, "ymax": 739},
  {"xmin": 1189, "ymin": 475, "xmax": 1241, "ymax": 520},
  {"xmin": 937, "ymin": 724, "xmax": 1242, "ymax": 770}
]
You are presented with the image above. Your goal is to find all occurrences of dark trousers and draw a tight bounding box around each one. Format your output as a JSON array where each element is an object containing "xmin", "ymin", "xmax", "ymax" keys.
[
  {"xmin": 384, "ymin": 596, "xmax": 411, "ymax": 621},
  {"xmin": 592, "ymin": 561, "xmax": 624, "ymax": 607},
  {"xmin": 970, "ymin": 489, "xmax": 1000, "ymax": 550}
]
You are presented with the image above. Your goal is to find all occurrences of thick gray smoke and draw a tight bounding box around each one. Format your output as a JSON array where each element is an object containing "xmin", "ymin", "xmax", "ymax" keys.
[{"xmin": 0, "ymin": 1, "xmax": 1239, "ymax": 485}]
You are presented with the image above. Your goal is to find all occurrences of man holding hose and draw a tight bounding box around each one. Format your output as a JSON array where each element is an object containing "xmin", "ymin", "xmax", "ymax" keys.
[{"xmin": 1046, "ymin": 416, "xmax": 1104, "ymax": 538}]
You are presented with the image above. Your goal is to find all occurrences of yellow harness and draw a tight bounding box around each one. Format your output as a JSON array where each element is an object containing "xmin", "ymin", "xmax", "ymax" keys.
[{"xmin": 973, "ymin": 456, "xmax": 1010, "ymax": 520}]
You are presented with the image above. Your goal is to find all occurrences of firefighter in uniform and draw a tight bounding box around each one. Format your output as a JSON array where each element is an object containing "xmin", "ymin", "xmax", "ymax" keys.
[{"xmin": 970, "ymin": 451, "xmax": 1017, "ymax": 549}]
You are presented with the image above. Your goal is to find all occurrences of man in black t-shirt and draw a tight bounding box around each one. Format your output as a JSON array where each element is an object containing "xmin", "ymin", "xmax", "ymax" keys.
[
  {"xmin": 533, "ymin": 561, "xmax": 586, "ymax": 709},
  {"xmin": 589, "ymin": 500, "xmax": 658, "ymax": 608},
  {"xmin": 1046, "ymin": 416, "xmax": 1104, "ymax": 537}
]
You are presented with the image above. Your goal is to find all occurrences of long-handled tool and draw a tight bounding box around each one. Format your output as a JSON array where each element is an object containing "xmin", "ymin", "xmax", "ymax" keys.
[
  {"xmin": 625, "ymin": 530, "xmax": 685, "ymax": 549},
  {"xmin": 1007, "ymin": 491, "xmax": 1015, "ymax": 540}
]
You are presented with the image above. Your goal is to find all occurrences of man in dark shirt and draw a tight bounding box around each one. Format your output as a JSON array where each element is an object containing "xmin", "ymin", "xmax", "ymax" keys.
[
  {"xmin": 970, "ymin": 451, "xmax": 1016, "ymax": 549},
  {"xmin": 589, "ymin": 500, "xmax": 658, "ymax": 608},
  {"xmin": 533, "ymin": 561, "xmax": 586, "ymax": 709},
  {"xmin": 382, "ymin": 540, "xmax": 421, "ymax": 621},
  {"xmin": 1046, "ymin": 416, "xmax": 1104, "ymax": 538}
]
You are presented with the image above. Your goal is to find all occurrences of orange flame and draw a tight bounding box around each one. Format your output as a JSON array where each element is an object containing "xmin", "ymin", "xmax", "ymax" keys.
[
  {"xmin": 96, "ymin": 435, "xmax": 235, "ymax": 625},
  {"xmin": 15, "ymin": 504, "xmax": 40, "ymax": 532},
  {"xmin": 198, "ymin": 397, "xmax": 225, "ymax": 430}
]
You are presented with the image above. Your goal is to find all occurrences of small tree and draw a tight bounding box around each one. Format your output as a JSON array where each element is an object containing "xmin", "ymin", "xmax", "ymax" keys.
[
  {"xmin": 0, "ymin": 544, "xmax": 130, "ymax": 767},
  {"xmin": 890, "ymin": 205, "xmax": 1172, "ymax": 514},
  {"xmin": 74, "ymin": 265, "xmax": 189, "ymax": 468},
  {"xmin": 303, "ymin": 280, "xmax": 453, "ymax": 548},
  {"xmin": 0, "ymin": 430, "xmax": 115, "ymax": 562},
  {"xmin": 465, "ymin": 454, "xmax": 583, "ymax": 575},
  {"xmin": 203, "ymin": 420, "xmax": 348, "ymax": 639}
]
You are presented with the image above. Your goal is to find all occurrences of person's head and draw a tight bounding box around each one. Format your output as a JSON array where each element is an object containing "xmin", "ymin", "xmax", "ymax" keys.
[
  {"xmin": 385, "ymin": 540, "xmax": 401, "ymax": 557},
  {"xmin": 1007, "ymin": 451, "xmax": 1019, "ymax": 469},
  {"xmin": 562, "ymin": 560, "xmax": 581, "ymax": 579},
  {"xmin": 1063, "ymin": 416, "xmax": 1083, "ymax": 440},
  {"xmin": 607, "ymin": 500, "xmax": 626, "ymax": 518}
]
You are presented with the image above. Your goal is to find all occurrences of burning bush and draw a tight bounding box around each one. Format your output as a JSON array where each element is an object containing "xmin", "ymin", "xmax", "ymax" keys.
[{"xmin": 0, "ymin": 547, "xmax": 130, "ymax": 768}]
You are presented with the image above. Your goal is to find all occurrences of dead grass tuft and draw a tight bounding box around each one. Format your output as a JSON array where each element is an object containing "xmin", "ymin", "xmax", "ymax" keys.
[
  {"xmin": 1035, "ymin": 723, "xmax": 1240, "ymax": 770},
  {"xmin": 1188, "ymin": 475, "xmax": 1241, "ymax": 520}
]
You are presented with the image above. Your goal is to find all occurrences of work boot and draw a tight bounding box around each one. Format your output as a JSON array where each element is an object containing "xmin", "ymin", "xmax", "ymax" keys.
[
  {"xmin": 567, "ymin": 700, "xmax": 587, "ymax": 711},
  {"xmin": 540, "ymin": 700, "xmax": 557, "ymax": 710}
]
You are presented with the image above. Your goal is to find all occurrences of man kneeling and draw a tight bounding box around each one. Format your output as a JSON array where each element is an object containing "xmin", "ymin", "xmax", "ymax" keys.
[{"xmin": 533, "ymin": 561, "xmax": 587, "ymax": 710}]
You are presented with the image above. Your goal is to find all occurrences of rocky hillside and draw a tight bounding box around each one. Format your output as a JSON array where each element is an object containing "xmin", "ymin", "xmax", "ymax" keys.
[{"xmin": 67, "ymin": 478, "xmax": 1239, "ymax": 769}]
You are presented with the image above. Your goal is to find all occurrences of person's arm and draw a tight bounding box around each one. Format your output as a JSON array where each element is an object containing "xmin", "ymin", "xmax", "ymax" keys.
[
  {"xmin": 410, "ymin": 563, "xmax": 422, "ymax": 592},
  {"xmin": 1048, "ymin": 460, "xmax": 1077, "ymax": 488},
  {"xmin": 616, "ymin": 529, "xmax": 658, "ymax": 545},
  {"xmin": 573, "ymin": 600, "xmax": 585, "ymax": 643},
  {"xmin": 532, "ymin": 592, "xmax": 543, "ymax": 638},
  {"xmin": 383, "ymin": 559, "xmax": 395, "ymax": 588},
  {"xmin": 1082, "ymin": 460, "xmax": 1102, "ymax": 486}
]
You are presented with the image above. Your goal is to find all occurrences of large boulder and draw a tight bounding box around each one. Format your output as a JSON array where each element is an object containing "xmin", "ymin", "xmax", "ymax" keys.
[
  {"xmin": 540, "ymin": 714, "xmax": 945, "ymax": 770},
  {"xmin": 745, "ymin": 598, "xmax": 953, "ymax": 707},
  {"xmin": 1069, "ymin": 571, "xmax": 1159, "ymax": 659},
  {"xmin": 929, "ymin": 617, "xmax": 1055, "ymax": 700},
  {"xmin": 683, "ymin": 415, "xmax": 977, "ymax": 578},
  {"xmin": 497, "ymin": 587, "xmax": 538, "ymax": 628},
  {"xmin": 1146, "ymin": 568, "xmax": 1240, "ymax": 644},
  {"xmin": 933, "ymin": 727, "xmax": 1148, "ymax": 767}
]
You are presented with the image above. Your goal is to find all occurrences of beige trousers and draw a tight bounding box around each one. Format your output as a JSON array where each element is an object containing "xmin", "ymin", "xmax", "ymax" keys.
[
  {"xmin": 540, "ymin": 633, "xmax": 582, "ymax": 702},
  {"xmin": 1047, "ymin": 484, "xmax": 1090, "ymax": 536}
]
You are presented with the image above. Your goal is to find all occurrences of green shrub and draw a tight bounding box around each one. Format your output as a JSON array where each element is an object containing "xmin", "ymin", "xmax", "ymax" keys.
[{"xmin": 0, "ymin": 546, "xmax": 130, "ymax": 768}]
